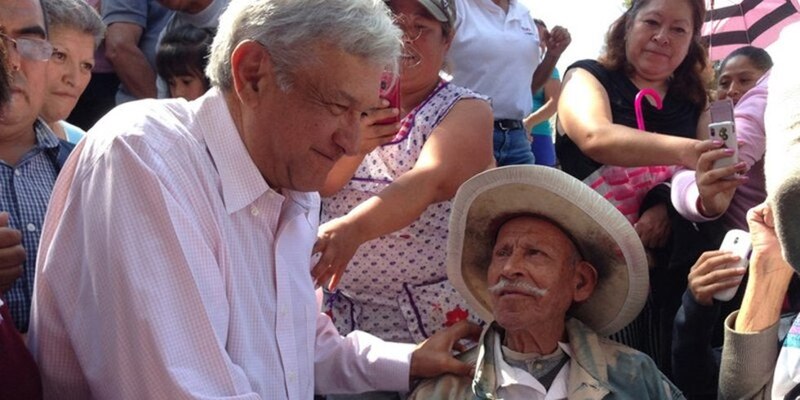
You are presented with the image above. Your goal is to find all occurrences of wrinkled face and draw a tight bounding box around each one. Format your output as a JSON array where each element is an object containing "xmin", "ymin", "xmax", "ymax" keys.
[
  {"xmin": 41, "ymin": 27, "xmax": 95, "ymax": 123},
  {"xmin": 717, "ymin": 55, "xmax": 767, "ymax": 105},
  {"xmin": 167, "ymin": 73, "xmax": 207, "ymax": 100},
  {"xmin": 390, "ymin": 0, "xmax": 450, "ymax": 95},
  {"xmin": 487, "ymin": 217, "xmax": 592, "ymax": 330},
  {"xmin": 0, "ymin": 0, "xmax": 49, "ymax": 128},
  {"xmin": 625, "ymin": 0, "xmax": 694, "ymax": 84},
  {"xmin": 241, "ymin": 43, "xmax": 383, "ymax": 192}
]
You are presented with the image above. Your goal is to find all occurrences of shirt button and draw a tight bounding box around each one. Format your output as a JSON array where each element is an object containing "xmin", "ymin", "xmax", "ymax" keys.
[
  {"xmin": 250, "ymin": 206, "xmax": 260, "ymax": 216},
  {"xmin": 14, "ymin": 170, "xmax": 21, "ymax": 176},
  {"xmin": 26, "ymin": 223, "xmax": 37, "ymax": 232}
]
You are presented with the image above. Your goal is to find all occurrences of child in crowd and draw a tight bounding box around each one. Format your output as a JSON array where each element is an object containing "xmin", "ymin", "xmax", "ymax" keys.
[{"xmin": 155, "ymin": 24, "xmax": 214, "ymax": 100}]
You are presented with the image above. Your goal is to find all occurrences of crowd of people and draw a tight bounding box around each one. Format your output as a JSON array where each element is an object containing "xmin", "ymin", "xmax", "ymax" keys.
[{"xmin": 1, "ymin": 0, "xmax": 800, "ymax": 398}]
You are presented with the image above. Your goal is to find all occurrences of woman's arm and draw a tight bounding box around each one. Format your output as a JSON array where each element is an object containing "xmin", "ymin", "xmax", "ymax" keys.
[
  {"xmin": 523, "ymin": 77, "xmax": 560, "ymax": 133},
  {"xmin": 557, "ymin": 68, "xmax": 701, "ymax": 169},
  {"xmin": 312, "ymin": 98, "xmax": 494, "ymax": 289}
]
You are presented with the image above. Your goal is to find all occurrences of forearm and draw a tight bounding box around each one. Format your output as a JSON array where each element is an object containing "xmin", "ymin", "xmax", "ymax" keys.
[
  {"xmin": 736, "ymin": 253, "xmax": 794, "ymax": 332},
  {"xmin": 320, "ymin": 154, "xmax": 367, "ymax": 197},
  {"xmin": 107, "ymin": 48, "xmax": 157, "ymax": 99},
  {"xmin": 338, "ymin": 170, "xmax": 444, "ymax": 244},
  {"xmin": 523, "ymin": 99, "xmax": 556, "ymax": 129},
  {"xmin": 531, "ymin": 54, "xmax": 558, "ymax": 94},
  {"xmin": 671, "ymin": 291, "xmax": 722, "ymax": 395},
  {"xmin": 314, "ymin": 313, "xmax": 413, "ymax": 394},
  {"xmin": 719, "ymin": 310, "xmax": 777, "ymax": 399},
  {"xmin": 670, "ymin": 169, "xmax": 721, "ymax": 222},
  {"xmin": 578, "ymin": 124, "xmax": 698, "ymax": 168}
]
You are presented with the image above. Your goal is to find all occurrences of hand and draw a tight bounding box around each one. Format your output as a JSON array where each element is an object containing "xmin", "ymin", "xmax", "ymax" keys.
[
  {"xmin": 544, "ymin": 26, "xmax": 571, "ymax": 58},
  {"xmin": 687, "ymin": 250, "xmax": 747, "ymax": 306},
  {"xmin": 734, "ymin": 203, "xmax": 795, "ymax": 332},
  {"xmin": 0, "ymin": 212, "xmax": 25, "ymax": 294},
  {"xmin": 357, "ymin": 99, "xmax": 400, "ymax": 154},
  {"xmin": 523, "ymin": 115, "xmax": 535, "ymax": 134},
  {"xmin": 747, "ymin": 203, "xmax": 794, "ymax": 279},
  {"xmin": 695, "ymin": 140, "xmax": 748, "ymax": 217},
  {"xmin": 409, "ymin": 320, "xmax": 482, "ymax": 380},
  {"xmin": 634, "ymin": 203, "xmax": 671, "ymax": 249},
  {"xmin": 311, "ymin": 217, "xmax": 366, "ymax": 290}
]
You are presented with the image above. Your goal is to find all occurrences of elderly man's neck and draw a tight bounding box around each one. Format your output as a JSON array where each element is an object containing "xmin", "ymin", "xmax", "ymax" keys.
[
  {"xmin": 502, "ymin": 319, "xmax": 566, "ymax": 354},
  {"xmin": 0, "ymin": 123, "xmax": 36, "ymax": 166}
]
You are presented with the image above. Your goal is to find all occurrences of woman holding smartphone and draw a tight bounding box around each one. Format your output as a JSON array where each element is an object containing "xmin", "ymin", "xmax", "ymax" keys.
[{"xmin": 312, "ymin": 0, "xmax": 492, "ymax": 356}]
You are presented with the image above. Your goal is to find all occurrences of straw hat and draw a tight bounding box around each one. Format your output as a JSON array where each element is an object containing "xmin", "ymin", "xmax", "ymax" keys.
[{"xmin": 447, "ymin": 166, "xmax": 649, "ymax": 336}]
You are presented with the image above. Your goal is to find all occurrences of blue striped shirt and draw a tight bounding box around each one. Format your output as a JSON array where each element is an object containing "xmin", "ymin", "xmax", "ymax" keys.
[{"xmin": 0, "ymin": 120, "xmax": 61, "ymax": 332}]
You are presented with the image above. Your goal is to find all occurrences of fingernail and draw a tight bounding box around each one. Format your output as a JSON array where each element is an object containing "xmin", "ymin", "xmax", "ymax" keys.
[
  {"xmin": 381, "ymin": 99, "xmax": 390, "ymax": 107},
  {"xmin": 723, "ymin": 148, "xmax": 735, "ymax": 155},
  {"xmin": 712, "ymin": 140, "xmax": 723, "ymax": 146}
]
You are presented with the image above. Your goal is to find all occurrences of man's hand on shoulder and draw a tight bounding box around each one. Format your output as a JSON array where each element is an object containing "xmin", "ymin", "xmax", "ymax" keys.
[
  {"xmin": 0, "ymin": 212, "xmax": 25, "ymax": 293},
  {"xmin": 409, "ymin": 320, "xmax": 482, "ymax": 380}
]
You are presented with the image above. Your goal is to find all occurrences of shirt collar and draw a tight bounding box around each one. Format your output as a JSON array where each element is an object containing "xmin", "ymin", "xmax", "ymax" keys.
[
  {"xmin": 193, "ymin": 88, "xmax": 320, "ymax": 215},
  {"xmin": 492, "ymin": 328, "xmax": 571, "ymax": 393},
  {"xmin": 35, "ymin": 118, "xmax": 60, "ymax": 149},
  {"xmin": 194, "ymin": 88, "xmax": 271, "ymax": 214}
]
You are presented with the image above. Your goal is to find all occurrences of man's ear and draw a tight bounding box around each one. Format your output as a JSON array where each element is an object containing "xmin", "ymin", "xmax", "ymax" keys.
[
  {"xmin": 230, "ymin": 40, "xmax": 273, "ymax": 108},
  {"xmin": 572, "ymin": 261, "xmax": 598, "ymax": 303}
]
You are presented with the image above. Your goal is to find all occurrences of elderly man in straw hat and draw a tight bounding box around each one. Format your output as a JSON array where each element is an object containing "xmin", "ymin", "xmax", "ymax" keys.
[{"xmin": 410, "ymin": 166, "xmax": 683, "ymax": 399}]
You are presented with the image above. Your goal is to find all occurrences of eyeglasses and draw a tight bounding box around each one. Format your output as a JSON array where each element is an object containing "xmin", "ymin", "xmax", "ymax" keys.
[
  {"xmin": 394, "ymin": 15, "xmax": 430, "ymax": 43},
  {"xmin": 0, "ymin": 33, "xmax": 53, "ymax": 61}
]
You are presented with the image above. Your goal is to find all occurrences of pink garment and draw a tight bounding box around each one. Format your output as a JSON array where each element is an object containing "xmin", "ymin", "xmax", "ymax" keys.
[
  {"xmin": 28, "ymin": 89, "xmax": 414, "ymax": 399},
  {"xmin": 584, "ymin": 165, "xmax": 677, "ymax": 224},
  {"xmin": 671, "ymin": 72, "xmax": 769, "ymax": 231}
]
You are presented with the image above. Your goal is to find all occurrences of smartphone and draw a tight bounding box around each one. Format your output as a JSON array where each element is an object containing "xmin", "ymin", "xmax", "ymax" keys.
[
  {"xmin": 376, "ymin": 71, "xmax": 401, "ymax": 125},
  {"xmin": 708, "ymin": 99, "xmax": 738, "ymax": 175},
  {"xmin": 709, "ymin": 121, "xmax": 738, "ymax": 171},
  {"xmin": 713, "ymin": 229, "xmax": 751, "ymax": 302}
]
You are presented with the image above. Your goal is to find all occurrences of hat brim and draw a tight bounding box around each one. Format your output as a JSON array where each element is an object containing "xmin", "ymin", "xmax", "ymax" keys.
[
  {"xmin": 418, "ymin": 0, "xmax": 450, "ymax": 23},
  {"xmin": 447, "ymin": 166, "xmax": 649, "ymax": 337}
]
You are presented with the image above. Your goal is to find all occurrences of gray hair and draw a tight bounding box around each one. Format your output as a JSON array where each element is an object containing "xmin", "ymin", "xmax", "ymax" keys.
[
  {"xmin": 207, "ymin": 0, "xmax": 402, "ymax": 92},
  {"xmin": 42, "ymin": 0, "xmax": 105, "ymax": 48}
]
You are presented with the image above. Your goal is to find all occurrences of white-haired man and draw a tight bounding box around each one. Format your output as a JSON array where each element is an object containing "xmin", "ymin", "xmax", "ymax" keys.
[
  {"xmin": 411, "ymin": 166, "xmax": 684, "ymax": 399},
  {"xmin": 28, "ymin": 0, "xmax": 478, "ymax": 398}
]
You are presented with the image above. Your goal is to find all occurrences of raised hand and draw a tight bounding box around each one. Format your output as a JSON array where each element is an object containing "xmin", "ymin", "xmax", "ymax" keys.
[{"xmin": 695, "ymin": 140, "xmax": 748, "ymax": 217}]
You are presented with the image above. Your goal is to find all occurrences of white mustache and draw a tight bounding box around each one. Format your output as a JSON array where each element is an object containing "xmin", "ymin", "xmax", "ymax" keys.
[{"xmin": 488, "ymin": 278, "xmax": 548, "ymax": 297}]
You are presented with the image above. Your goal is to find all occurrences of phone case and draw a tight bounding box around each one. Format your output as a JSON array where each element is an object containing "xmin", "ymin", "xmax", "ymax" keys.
[
  {"xmin": 713, "ymin": 229, "xmax": 751, "ymax": 301},
  {"xmin": 709, "ymin": 121, "xmax": 738, "ymax": 171},
  {"xmin": 377, "ymin": 71, "xmax": 400, "ymax": 125}
]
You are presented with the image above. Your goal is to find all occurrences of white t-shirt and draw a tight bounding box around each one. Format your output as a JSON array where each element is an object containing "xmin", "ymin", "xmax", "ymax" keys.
[{"xmin": 447, "ymin": 0, "xmax": 540, "ymax": 120}]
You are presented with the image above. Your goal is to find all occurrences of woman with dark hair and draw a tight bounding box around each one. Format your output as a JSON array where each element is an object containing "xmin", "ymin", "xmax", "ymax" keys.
[
  {"xmin": 555, "ymin": 0, "xmax": 715, "ymax": 372},
  {"xmin": 716, "ymin": 45, "xmax": 773, "ymax": 105}
]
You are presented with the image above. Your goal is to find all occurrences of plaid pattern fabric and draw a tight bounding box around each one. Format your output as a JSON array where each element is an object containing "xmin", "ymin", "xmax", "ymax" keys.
[{"xmin": 0, "ymin": 120, "xmax": 61, "ymax": 332}]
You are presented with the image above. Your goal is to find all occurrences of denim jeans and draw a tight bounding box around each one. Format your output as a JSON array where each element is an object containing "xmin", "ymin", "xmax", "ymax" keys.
[{"xmin": 493, "ymin": 126, "xmax": 535, "ymax": 166}]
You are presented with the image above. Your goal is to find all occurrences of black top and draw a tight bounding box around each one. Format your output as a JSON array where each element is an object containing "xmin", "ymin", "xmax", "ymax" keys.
[{"xmin": 556, "ymin": 59, "xmax": 701, "ymax": 181}]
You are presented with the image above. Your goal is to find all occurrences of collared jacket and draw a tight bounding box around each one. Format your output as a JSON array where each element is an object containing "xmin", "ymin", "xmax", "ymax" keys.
[{"xmin": 410, "ymin": 318, "xmax": 684, "ymax": 399}]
